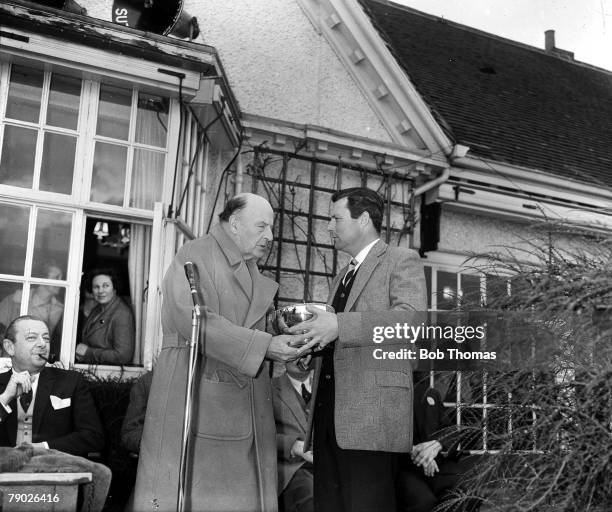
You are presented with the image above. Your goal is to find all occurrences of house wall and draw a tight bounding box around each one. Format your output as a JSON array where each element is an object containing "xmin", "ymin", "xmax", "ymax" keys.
[
  {"xmin": 439, "ymin": 208, "xmax": 591, "ymax": 265},
  {"xmin": 81, "ymin": 0, "xmax": 393, "ymax": 143}
]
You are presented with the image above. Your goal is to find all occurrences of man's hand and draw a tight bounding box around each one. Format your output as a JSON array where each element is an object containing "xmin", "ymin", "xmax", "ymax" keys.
[
  {"xmin": 290, "ymin": 439, "xmax": 314, "ymax": 464},
  {"xmin": 411, "ymin": 440, "xmax": 443, "ymax": 468},
  {"xmin": 0, "ymin": 371, "xmax": 31, "ymax": 405},
  {"xmin": 266, "ymin": 335, "xmax": 305, "ymax": 363},
  {"xmin": 288, "ymin": 306, "xmax": 338, "ymax": 353},
  {"xmin": 75, "ymin": 343, "xmax": 88, "ymax": 357},
  {"xmin": 422, "ymin": 459, "xmax": 439, "ymax": 477}
]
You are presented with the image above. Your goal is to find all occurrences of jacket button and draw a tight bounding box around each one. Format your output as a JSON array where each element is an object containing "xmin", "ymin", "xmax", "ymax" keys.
[{"xmin": 325, "ymin": 374, "xmax": 331, "ymax": 380}]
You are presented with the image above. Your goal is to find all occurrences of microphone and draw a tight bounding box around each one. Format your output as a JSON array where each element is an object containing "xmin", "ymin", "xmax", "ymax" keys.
[{"xmin": 184, "ymin": 261, "xmax": 202, "ymax": 308}]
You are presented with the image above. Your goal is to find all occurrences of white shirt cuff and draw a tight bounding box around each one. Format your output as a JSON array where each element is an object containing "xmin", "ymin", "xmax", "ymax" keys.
[{"xmin": 0, "ymin": 401, "xmax": 11, "ymax": 414}]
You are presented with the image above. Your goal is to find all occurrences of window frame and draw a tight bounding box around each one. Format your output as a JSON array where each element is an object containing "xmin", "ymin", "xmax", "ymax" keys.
[{"xmin": 0, "ymin": 56, "xmax": 182, "ymax": 371}]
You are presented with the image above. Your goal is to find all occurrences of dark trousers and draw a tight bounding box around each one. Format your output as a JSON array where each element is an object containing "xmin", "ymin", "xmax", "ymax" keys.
[
  {"xmin": 396, "ymin": 458, "xmax": 481, "ymax": 512},
  {"xmin": 313, "ymin": 352, "xmax": 398, "ymax": 512},
  {"xmin": 279, "ymin": 465, "xmax": 314, "ymax": 512},
  {"xmin": 314, "ymin": 428, "xmax": 398, "ymax": 512}
]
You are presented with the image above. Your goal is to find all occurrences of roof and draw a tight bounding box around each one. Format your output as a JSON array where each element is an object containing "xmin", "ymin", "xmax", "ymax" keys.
[
  {"xmin": 361, "ymin": 0, "xmax": 612, "ymax": 190},
  {"xmin": 1, "ymin": 0, "xmax": 217, "ymax": 73}
]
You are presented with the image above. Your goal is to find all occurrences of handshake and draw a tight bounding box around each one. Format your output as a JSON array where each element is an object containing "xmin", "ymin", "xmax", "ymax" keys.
[{"xmin": 265, "ymin": 303, "xmax": 338, "ymax": 364}]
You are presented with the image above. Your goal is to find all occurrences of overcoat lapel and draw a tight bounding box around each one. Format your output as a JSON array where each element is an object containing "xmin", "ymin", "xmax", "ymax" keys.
[
  {"xmin": 245, "ymin": 259, "xmax": 277, "ymax": 329},
  {"xmin": 211, "ymin": 225, "xmax": 278, "ymax": 328},
  {"xmin": 33, "ymin": 368, "xmax": 53, "ymax": 437},
  {"xmin": 233, "ymin": 260, "xmax": 253, "ymax": 300}
]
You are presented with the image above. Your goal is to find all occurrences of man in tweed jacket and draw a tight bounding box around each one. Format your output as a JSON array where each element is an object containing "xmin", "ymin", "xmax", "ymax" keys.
[{"xmin": 290, "ymin": 187, "xmax": 427, "ymax": 512}]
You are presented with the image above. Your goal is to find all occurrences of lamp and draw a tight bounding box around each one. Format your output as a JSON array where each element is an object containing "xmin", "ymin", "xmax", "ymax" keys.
[{"xmin": 93, "ymin": 222, "xmax": 109, "ymax": 240}]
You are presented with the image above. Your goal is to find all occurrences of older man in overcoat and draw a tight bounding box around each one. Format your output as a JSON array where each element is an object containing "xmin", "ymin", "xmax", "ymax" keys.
[{"xmin": 132, "ymin": 193, "xmax": 304, "ymax": 512}]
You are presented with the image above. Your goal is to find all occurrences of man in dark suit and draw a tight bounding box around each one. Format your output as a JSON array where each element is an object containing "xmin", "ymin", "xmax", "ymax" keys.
[
  {"xmin": 289, "ymin": 188, "xmax": 427, "ymax": 512},
  {"xmin": 0, "ymin": 315, "xmax": 104, "ymax": 456},
  {"xmin": 397, "ymin": 373, "xmax": 481, "ymax": 512},
  {"xmin": 273, "ymin": 360, "xmax": 314, "ymax": 512}
]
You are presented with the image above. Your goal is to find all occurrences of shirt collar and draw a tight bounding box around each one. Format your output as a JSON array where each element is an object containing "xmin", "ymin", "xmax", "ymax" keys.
[
  {"xmin": 287, "ymin": 372, "xmax": 312, "ymax": 394},
  {"xmin": 352, "ymin": 238, "xmax": 380, "ymax": 269},
  {"xmin": 11, "ymin": 369, "xmax": 41, "ymax": 385}
]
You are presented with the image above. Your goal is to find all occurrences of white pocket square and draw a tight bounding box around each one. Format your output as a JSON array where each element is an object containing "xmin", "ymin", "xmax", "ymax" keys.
[{"xmin": 50, "ymin": 395, "xmax": 71, "ymax": 410}]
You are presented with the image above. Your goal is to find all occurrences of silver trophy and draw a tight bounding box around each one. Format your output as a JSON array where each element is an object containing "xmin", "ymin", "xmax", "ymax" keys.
[
  {"xmin": 272, "ymin": 303, "xmax": 335, "ymax": 335},
  {"xmin": 271, "ymin": 303, "xmax": 335, "ymax": 371}
]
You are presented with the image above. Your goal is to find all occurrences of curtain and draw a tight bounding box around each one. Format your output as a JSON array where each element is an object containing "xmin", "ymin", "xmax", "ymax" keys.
[{"xmin": 128, "ymin": 223, "xmax": 151, "ymax": 365}]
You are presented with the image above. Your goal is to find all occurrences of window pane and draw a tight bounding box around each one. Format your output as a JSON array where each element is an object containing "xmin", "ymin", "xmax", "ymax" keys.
[
  {"xmin": 47, "ymin": 74, "xmax": 81, "ymax": 130},
  {"xmin": 0, "ymin": 125, "xmax": 37, "ymax": 188},
  {"xmin": 5, "ymin": 64, "xmax": 44, "ymax": 123},
  {"xmin": 0, "ymin": 203, "xmax": 29, "ymax": 275},
  {"xmin": 130, "ymin": 149, "xmax": 164, "ymax": 209},
  {"xmin": 135, "ymin": 93, "xmax": 168, "ymax": 147},
  {"xmin": 424, "ymin": 266, "xmax": 432, "ymax": 309},
  {"xmin": 26, "ymin": 285, "xmax": 65, "ymax": 337},
  {"xmin": 90, "ymin": 142, "xmax": 127, "ymax": 206},
  {"xmin": 436, "ymin": 271, "xmax": 457, "ymax": 310},
  {"xmin": 32, "ymin": 209, "xmax": 72, "ymax": 280},
  {"xmin": 96, "ymin": 84, "xmax": 131, "ymax": 140},
  {"xmin": 39, "ymin": 132, "xmax": 76, "ymax": 194},
  {"xmin": 0, "ymin": 281, "xmax": 24, "ymax": 335}
]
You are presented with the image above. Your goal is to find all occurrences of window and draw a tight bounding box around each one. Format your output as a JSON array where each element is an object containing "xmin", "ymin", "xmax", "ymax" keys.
[
  {"xmin": 423, "ymin": 264, "xmax": 534, "ymax": 453},
  {"xmin": 0, "ymin": 202, "xmax": 72, "ymax": 360},
  {"xmin": 0, "ymin": 64, "xmax": 81, "ymax": 195},
  {"xmin": 90, "ymin": 85, "xmax": 168, "ymax": 210},
  {"xmin": 0, "ymin": 59, "xmax": 176, "ymax": 369}
]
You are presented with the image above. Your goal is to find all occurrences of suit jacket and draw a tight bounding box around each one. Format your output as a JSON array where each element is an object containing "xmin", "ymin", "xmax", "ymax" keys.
[
  {"xmin": 120, "ymin": 370, "xmax": 154, "ymax": 453},
  {"xmin": 79, "ymin": 296, "xmax": 135, "ymax": 365},
  {"xmin": 272, "ymin": 373, "xmax": 310, "ymax": 493},
  {"xmin": 312, "ymin": 239, "xmax": 427, "ymax": 452},
  {"xmin": 0, "ymin": 367, "xmax": 104, "ymax": 457},
  {"xmin": 133, "ymin": 224, "xmax": 279, "ymax": 512}
]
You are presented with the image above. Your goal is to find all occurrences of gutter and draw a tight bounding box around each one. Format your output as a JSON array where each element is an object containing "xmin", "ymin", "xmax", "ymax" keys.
[{"xmin": 411, "ymin": 144, "xmax": 468, "ymax": 198}]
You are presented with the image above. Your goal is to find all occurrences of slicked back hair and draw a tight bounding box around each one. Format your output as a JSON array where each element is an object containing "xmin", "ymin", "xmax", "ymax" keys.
[
  {"xmin": 4, "ymin": 315, "xmax": 47, "ymax": 343},
  {"xmin": 218, "ymin": 196, "xmax": 248, "ymax": 222},
  {"xmin": 331, "ymin": 187, "xmax": 384, "ymax": 233}
]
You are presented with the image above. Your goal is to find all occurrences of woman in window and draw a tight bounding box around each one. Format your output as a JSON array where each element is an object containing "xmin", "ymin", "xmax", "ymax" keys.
[{"xmin": 76, "ymin": 268, "xmax": 135, "ymax": 365}]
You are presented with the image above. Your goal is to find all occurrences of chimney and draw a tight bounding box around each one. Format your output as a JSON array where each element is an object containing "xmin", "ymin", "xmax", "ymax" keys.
[
  {"xmin": 544, "ymin": 29, "xmax": 574, "ymax": 61},
  {"xmin": 544, "ymin": 30, "xmax": 555, "ymax": 51}
]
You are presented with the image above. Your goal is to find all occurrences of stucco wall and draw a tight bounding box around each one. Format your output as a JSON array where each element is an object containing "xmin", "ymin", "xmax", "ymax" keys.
[
  {"xmin": 81, "ymin": 0, "xmax": 392, "ymax": 142},
  {"xmin": 439, "ymin": 208, "xmax": 589, "ymax": 264}
]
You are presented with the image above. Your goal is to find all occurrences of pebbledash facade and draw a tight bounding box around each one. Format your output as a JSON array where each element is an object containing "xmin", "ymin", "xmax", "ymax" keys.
[{"xmin": 1, "ymin": 0, "xmax": 611, "ymax": 398}]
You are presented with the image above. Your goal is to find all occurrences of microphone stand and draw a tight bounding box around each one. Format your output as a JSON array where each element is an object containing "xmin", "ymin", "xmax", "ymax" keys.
[{"xmin": 178, "ymin": 263, "xmax": 205, "ymax": 512}]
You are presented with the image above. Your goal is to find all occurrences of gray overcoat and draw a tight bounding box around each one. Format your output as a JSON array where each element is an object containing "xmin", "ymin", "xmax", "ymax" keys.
[{"xmin": 132, "ymin": 224, "xmax": 278, "ymax": 512}]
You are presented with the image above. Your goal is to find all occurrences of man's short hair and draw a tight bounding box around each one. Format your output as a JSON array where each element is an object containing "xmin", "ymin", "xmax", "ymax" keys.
[
  {"xmin": 4, "ymin": 315, "xmax": 47, "ymax": 342},
  {"xmin": 331, "ymin": 187, "xmax": 384, "ymax": 233},
  {"xmin": 218, "ymin": 196, "xmax": 248, "ymax": 222}
]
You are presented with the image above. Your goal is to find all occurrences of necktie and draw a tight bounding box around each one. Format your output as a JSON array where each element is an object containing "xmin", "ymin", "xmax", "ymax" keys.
[
  {"xmin": 19, "ymin": 390, "xmax": 33, "ymax": 412},
  {"xmin": 342, "ymin": 259, "xmax": 358, "ymax": 286},
  {"xmin": 301, "ymin": 383, "xmax": 312, "ymax": 404}
]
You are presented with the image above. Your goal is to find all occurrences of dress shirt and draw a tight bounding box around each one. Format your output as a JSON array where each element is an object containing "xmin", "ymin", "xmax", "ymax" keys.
[
  {"xmin": 1, "ymin": 370, "xmax": 48, "ymax": 448},
  {"xmin": 351, "ymin": 238, "xmax": 380, "ymax": 271},
  {"xmin": 287, "ymin": 373, "xmax": 313, "ymax": 398}
]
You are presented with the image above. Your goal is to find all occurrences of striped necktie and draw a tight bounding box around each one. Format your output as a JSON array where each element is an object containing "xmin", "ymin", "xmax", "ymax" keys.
[{"xmin": 342, "ymin": 259, "xmax": 358, "ymax": 286}]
